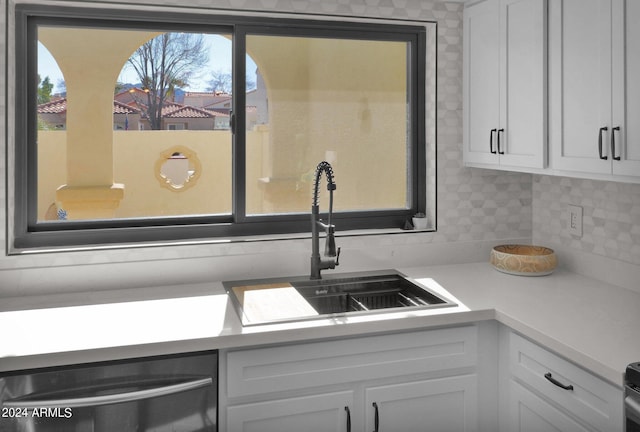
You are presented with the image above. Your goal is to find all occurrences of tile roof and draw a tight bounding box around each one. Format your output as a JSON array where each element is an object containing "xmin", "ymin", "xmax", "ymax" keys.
[
  {"xmin": 164, "ymin": 105, "xmax": 215, "ymax": 119},
  {"xmin": 38, "ymin": 98, "xmax": 141, "ymax": 115},
  {"xmin": 113, "ymin": 100, "xmax": 141, "ymax": 114},
  {"xmin": 37, "ymin": 97, "xmax": 222, "ymax": 119},
  {"xmin": 184, "ymin": 91, "xmax": 230, "ymax": 96},
  {"xmin": 37, "ymin": 98, "xmax": 67, "ymax": 114}
]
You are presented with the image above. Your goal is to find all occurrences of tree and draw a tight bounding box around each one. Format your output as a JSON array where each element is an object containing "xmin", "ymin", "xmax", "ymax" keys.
[
  {"xmin": 207, "ymin": 70, "xmax": 256, "ymax": 94},
  {"xmin": 56, "ymin": 79, "xmax": 66, "ymax": 95},
  {"xmin": 127, "ymin": 33, "xmax": 209, "ymax": 130},
  {"xmin": 38, "ymin": 75, "xmax": 54, "ymax": 104},
  {"xmin": 207, "ymin": 70, "xmax": 232, "ymax": 94}
]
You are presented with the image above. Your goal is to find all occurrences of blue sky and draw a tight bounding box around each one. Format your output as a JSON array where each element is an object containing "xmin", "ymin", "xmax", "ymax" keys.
[{"xmin": 38, "ymin": 33, "xmax": 257, "ymax": 93}]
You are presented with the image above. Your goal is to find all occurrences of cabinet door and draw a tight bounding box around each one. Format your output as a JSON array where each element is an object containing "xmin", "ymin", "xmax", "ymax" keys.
[
  {"xmin": 498, "ymin": 0, "xmax": 546, "ymax": 169},
  {"xmin": 507, "ymin": 380, "xmax": 592, "ymax": 432},
  {"xmin": 611, "ymin": 0, "xmax": 640, "ymax": 176},
  {"xmin": 549, "ymin": 0, "xmax": 612, "ymax": 174},
  {"xmin": 226, "ymin": 391, "xmax": 354, "ymax": 432},
  {"xmin": 364, "ymin": 375, "xmax": 477, "ymax": 432},
  {"xmin": 463, "ymin": 0, "xmax": 501, "ymax": 166},
  {"xmin": 464, "ymin": 0, "xmax": 546, "ymax": 169}
]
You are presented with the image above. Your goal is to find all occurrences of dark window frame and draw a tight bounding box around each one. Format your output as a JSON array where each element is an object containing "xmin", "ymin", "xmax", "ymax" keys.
[{"xmin": 12, "ymin": 4, "xmax": 429, "ymax": 251}]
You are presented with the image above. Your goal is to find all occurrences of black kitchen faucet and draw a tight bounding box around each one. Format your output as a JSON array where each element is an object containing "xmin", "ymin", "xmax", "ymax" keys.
[{"xmin": 310, "ymin": 161, "xmax": 340, "ymax": 279}]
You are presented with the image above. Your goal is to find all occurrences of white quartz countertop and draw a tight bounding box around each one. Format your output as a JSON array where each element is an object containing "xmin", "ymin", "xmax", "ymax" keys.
[{"xmin": 1, "ymin": 262, "xmax": 639, "ymax": 387}]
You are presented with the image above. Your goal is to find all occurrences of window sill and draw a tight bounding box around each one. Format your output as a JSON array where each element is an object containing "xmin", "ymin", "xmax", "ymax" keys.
[{"xmin": 13, "ymin": 226, "xmax": 436, "ymax": 256}]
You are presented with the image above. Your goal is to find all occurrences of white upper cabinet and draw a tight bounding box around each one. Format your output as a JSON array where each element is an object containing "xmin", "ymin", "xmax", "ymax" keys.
[
  {"xmin": 612, "ymin": 0, "xmax": 640, "ymax": 177},
  {"xmin": 463, "ymin": 0, "xmax": 547, "ymax": 170},
  {"xmin": 549, "ymin": 0, "xmax": 640, "ymax": 180},
  {"xmin": 464, "ymin": 0, "xmax": 501, "ymax": 166}
]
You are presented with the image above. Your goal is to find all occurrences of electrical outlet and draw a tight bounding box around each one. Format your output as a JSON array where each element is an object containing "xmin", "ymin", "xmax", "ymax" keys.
[{"xmin": 568, "ymin": 205, "xmax": 583, "ymax": 237}]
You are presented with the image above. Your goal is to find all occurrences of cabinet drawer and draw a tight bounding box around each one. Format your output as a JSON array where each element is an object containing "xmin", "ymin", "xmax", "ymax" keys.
[
  {"xmin": 508, "ymin": 379, "xmax": 593, "ymax": 432},
  {"xmin": 226, "ymin": 326, "xmax": 477, "ymax": 398},
  {"xmin": 509, "ymin": 332, "xmax": 622, "ymax": 432}
]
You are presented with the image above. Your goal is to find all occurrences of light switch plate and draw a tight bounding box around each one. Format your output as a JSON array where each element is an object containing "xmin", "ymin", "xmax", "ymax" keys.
[{"xmin": 568, "ymin": 205, "xmax": 583, "ymax": 237}]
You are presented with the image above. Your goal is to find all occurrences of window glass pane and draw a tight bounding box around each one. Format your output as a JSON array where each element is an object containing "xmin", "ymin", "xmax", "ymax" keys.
[
  {"xmin": 36, "ymin": 26, "xmax": 232, "ymax": 222},
  {"xmin": 245, "ymin": 35, "xmax": 410, "ymax": 216},
  {"xmin": 16, "ymin": 8, "xmax": 430, "ymax": 251}
]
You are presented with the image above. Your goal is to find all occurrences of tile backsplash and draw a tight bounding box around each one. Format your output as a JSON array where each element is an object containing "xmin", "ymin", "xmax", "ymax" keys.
[{"xmin": 533, "ymin": 175, "xmax": 640, "ymax": 267}]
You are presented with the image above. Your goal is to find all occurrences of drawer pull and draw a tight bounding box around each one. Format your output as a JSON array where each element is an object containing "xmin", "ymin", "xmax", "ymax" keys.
[{"xmin": 544, "ymin": 372, "xmax": 574, "ymax": 391}]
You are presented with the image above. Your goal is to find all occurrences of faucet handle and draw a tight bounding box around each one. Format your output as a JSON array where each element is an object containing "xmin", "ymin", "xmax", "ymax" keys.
[
  {"xmin": 324, "ymin": 225, "xmax": 337, "ymax": 257},
  {"xmin": 335, "ymin": 247, "xmax": 341, "ymax": 266}
]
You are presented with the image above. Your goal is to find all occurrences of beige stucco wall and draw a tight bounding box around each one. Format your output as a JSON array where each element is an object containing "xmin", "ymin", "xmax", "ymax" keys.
[
  {"xmin": 38, "ymin": 132, "xmax": 68, "ymax": 219},
  {"xmin": 37, "ymin": 130, "xmax": 268, "ymax": 220},
  {"xmin": 247, "ymin": 36, "xmax": 408, "ymax": 214},
  {"xmin": 37, "ymin": 116, "xmax": 408, "ymax": 221},
  {"xmin": 39, "ymin": 27, "xmax": 161, "ymax": 188}
]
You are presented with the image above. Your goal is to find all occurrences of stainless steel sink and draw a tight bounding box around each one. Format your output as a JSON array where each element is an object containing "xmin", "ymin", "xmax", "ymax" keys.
[
  {"xmin": 224, "ymin": 270, "xmax": 456, "ymax": 326},
  {"xmin": 293, "ymin": 273, "xmax": 448, "ymax": 314}
]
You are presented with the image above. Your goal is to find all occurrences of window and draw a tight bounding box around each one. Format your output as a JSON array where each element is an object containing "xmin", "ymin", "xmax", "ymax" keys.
[{"xmin": 11, "ymin": 4, "xmax": 432, "ymax": 251}]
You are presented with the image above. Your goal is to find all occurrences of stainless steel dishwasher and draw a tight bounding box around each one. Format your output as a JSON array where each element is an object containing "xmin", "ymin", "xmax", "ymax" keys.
[{"xmin": 0, "ymin": 350, "xmax": 217, "ymax": 432}]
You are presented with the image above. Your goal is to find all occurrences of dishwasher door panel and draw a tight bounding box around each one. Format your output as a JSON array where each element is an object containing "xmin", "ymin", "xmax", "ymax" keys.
[{"xmin": 0, "ymin": 351, "xmax": 217, "ymax": 432}]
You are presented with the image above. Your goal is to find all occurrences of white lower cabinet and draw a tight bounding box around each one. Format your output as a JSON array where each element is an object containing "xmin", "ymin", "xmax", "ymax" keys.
[
  {"xmin": 226, "ymin": 375, "xmax": 478, "ymax": 432},
  {"xmin": 220, "ymin": 323, "xmax": 623, "ymax": 431},
  {"xmin": 220, "ymin": 326, "xmax": 480, "ymax": 431},
  {"xmin": 365, "ymin": 375, "xmax": 478, "ymax": 432},
  {"xmin": 499, "ymin": 327, "xmax": 623, "ymax": 432}
]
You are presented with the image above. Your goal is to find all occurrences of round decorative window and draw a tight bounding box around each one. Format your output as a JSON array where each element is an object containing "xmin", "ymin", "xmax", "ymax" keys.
[{"xmin": 154, "ymin": 145, "xmax": 202, "ymax": 191}]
